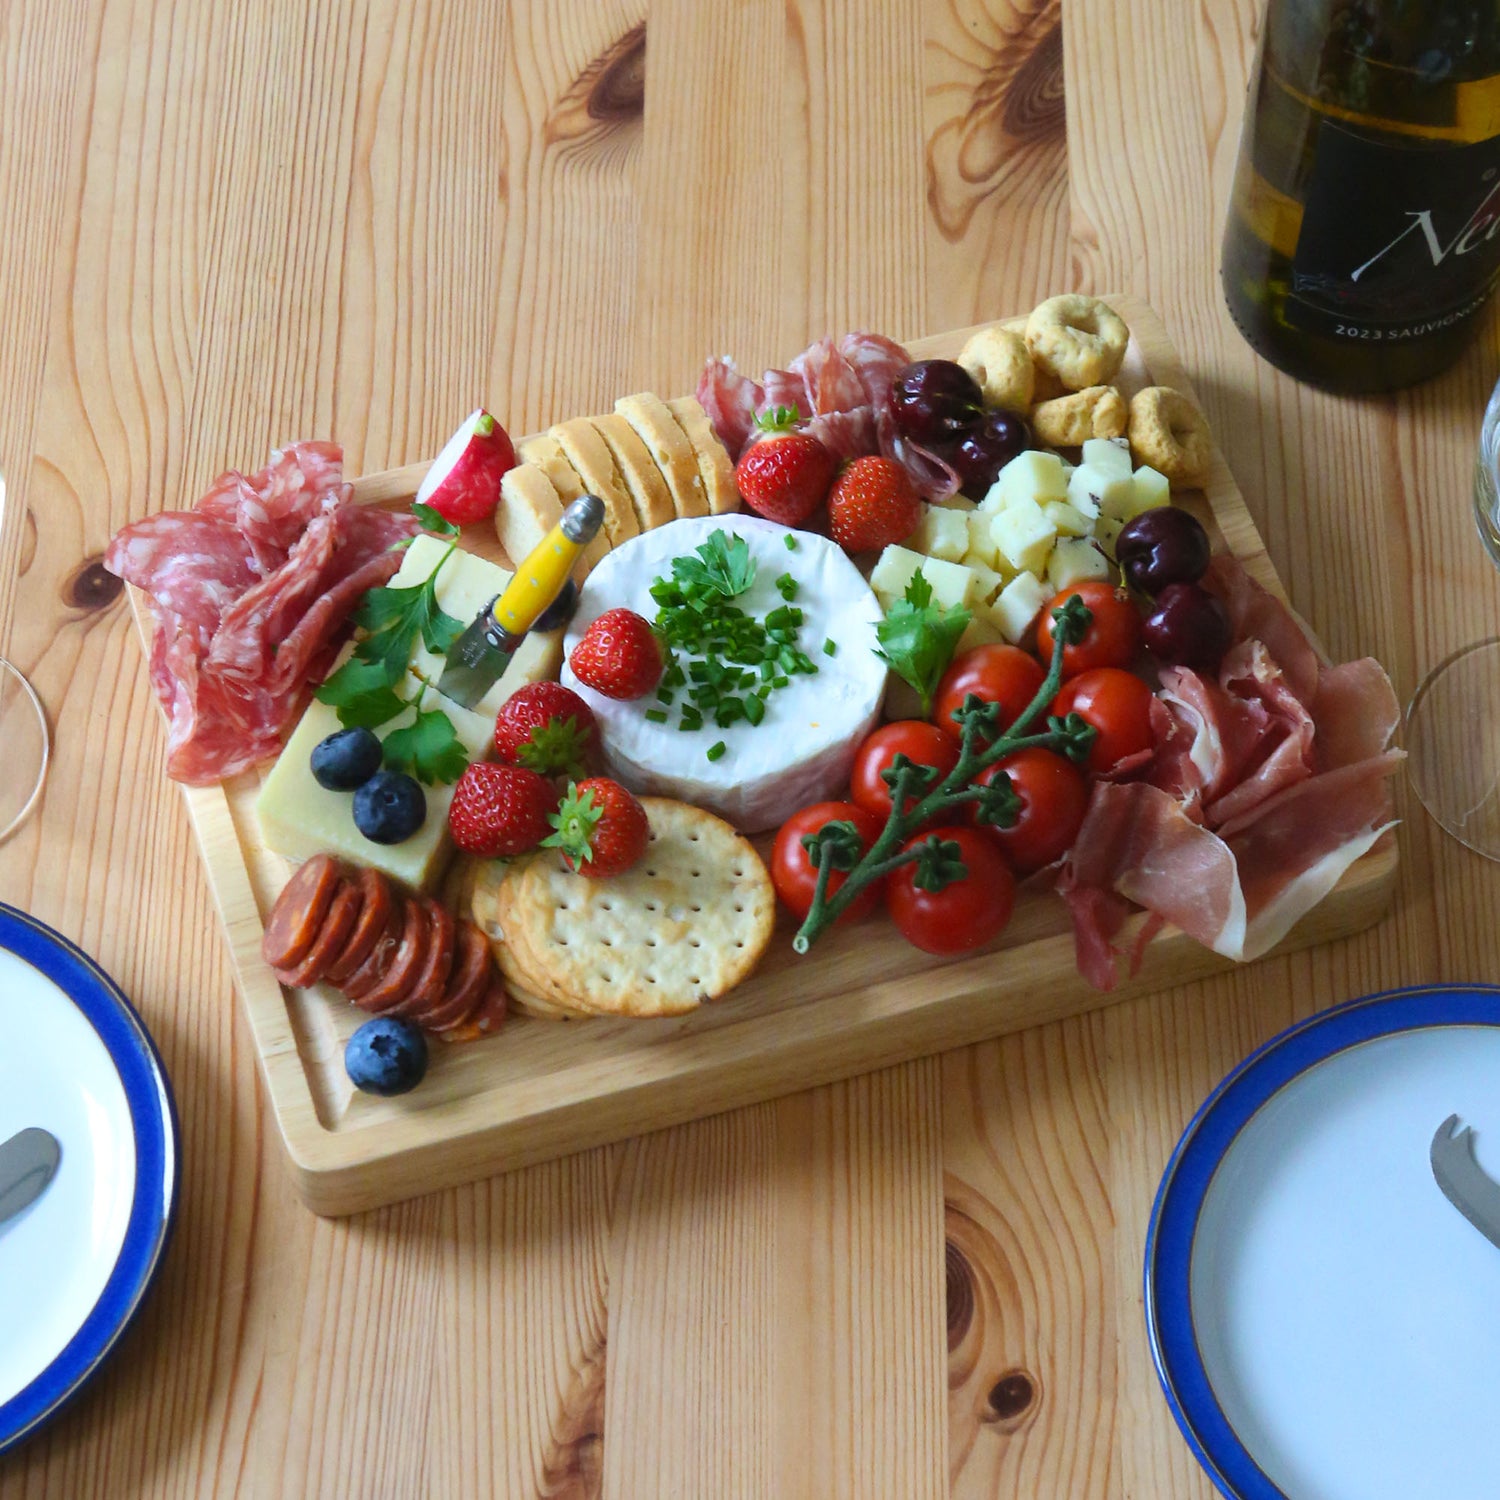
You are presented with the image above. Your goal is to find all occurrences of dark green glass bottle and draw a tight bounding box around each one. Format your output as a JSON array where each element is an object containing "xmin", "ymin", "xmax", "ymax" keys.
[{"xmin": 1223, "ymin": 0, "xmax": 1500, "ymax": 392}]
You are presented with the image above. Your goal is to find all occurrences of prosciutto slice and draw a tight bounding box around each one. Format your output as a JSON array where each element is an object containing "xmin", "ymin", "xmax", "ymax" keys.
[
  {"xmin": 1061, "ymin": 556, "xmax": 1402, "ymax": 988},
  {"xmin": 107, "ymin": 442, "xmax": 418, "ymax": 784},
  {"xmin": 696, "ymin": 332, "xmax": 952, "ymax": 493}
]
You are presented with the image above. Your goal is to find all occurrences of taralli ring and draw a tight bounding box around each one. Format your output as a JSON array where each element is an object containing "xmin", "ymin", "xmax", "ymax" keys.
[
  {"xmin": 1024, "ymin": 294, "xmax": 1130, "ymax": 390},
  {"xmin": 1127, "ymin": 386, "xmax": 1213, "ymax": 488},
  {"xmin": 958, "ymin": 326, "xmax": 1034, "ymax": 413},
  {"xmin": 1030, "ymin": 385, "xmax": 1127, "ymax": 447}
]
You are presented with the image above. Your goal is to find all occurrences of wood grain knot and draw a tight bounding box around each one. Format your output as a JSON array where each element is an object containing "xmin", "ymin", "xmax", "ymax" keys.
[
  {"xmin": 589, "ymin": 23, "xmax": 645, "ymax": 123},
  {"xmin": 65, "ymin": 555, "xmax": 123, "ymax": 611},
  {"xmin": 540, "ymin": 1337, "xmax": 607, "ymax": 1499},
  {"xmin": 946, "ymin": 1237, "xmax": 975, "ymax": 1349},
  {"xmin": 1000, "ymin": 20, "xmax": 1064, "ymax": 143},
  {"xmin": 546, "ymin": 24, "xmax": 645, "ymax": 145},
  {"xmin": 987, "ymin": 1369, "xmax": 1035, "ymax": 1422}
]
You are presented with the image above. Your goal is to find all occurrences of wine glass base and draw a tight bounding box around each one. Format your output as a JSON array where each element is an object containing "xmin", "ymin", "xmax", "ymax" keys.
[
  {"xmin": 0, "ymin": 658, "xmax": 49, "ymax": 844},
  {"xmin": 1406, "ymin": 637, "xmax": 1500, "ymax": 860}
]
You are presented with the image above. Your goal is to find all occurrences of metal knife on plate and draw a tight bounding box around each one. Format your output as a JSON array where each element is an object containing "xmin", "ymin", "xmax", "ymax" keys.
[
  {"xmin": 0, "ymin": 1128, "xmax": 60, "ymax": 1230},
  {"xmin": 1431, "ymin": 1114, "xmax": 1500, "ymax": 1251},
  {"xmin": 437, "ymin": 493, "xmax": 604, "ymax": 709}
]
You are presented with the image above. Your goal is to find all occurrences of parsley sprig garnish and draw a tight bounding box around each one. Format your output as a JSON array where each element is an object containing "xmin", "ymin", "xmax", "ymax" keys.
[
  {"xmin": 646, "ymin": 531, "xmax": 819, "ymax": 756},
  {"xmin": 313, "ymin": 503, "xmax": 471, "ymax": 784},
  {"xmin": 873, "ymin": 572, "xmax": 972, "ymax": 718}
]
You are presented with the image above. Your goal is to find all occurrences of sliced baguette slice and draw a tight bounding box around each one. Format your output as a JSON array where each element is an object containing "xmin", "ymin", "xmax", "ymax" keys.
[
  {"xmin": 667, "ymin": 395, "xmax": 740, "ymax": 514},
  {"xmin": 616, "ymin": 392, "xmax": 709, "ymax": 518},
  {"xmin": 591, "ymin": 412, "xmax": 676, "ymax": 532},
  {"xmin": 496, "ymin": 463, "xmax": 603, "ymax": 578},
  {"xmin": 509, "ymin": 439, "xmax": 610, "ymax": 570},
  {"xmin": 550, "ymin": 417, "xmax": 640, "ymax": 548}
]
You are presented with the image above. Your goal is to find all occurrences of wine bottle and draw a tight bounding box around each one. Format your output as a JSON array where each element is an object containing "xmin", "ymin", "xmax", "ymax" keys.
[{"xmin": 1223, "ymin": 0, "xmax": 1500, "ymax": 392}]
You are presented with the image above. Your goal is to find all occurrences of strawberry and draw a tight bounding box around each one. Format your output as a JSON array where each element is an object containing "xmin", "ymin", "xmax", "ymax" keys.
[
  {"xmin": 543, "ymin": 778, "xmax": 649, "ymax": 879},
  {"xmin": 733, "ymin": 408, "xmax": 838, "ymax": 526},
  {"xmin": 569, "ymin": 608, "xmax": 663, "ymax": 700},
  {"xmin": 448, "ymin": 762, "xmax": 559, "ymax": 858},
  {"xmin": 494, "ymin": 681, "xmax": 599, "ymax": 778},
  {"xmin": 827, "ymin": 455, "xmax": 922, "ymax": 554}
]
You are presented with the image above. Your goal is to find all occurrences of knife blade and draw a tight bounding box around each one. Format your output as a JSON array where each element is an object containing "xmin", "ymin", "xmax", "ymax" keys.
[
  {"xmin": 437, "ymin": 493, "xmax": 605, "ymax": 709},
  {"xmin": 0, "ymin": 1128, "xmax": 60, "ymax": 1229},
  {"xmin": 1430, "ymin": 1113, "xmax": 1500, "ymax": 1251}
]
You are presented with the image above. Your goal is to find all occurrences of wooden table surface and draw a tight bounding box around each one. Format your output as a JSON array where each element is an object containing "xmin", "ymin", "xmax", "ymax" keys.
[{"xmin": 0, "ymin": 1, "xmax": 1492, "ymax": 1495}]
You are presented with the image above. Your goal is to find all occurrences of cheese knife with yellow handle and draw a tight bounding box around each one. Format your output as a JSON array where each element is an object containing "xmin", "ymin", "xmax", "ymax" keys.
[{"xmin": 437, "ymin": 493, "xmax": 605, "ymax": 709}]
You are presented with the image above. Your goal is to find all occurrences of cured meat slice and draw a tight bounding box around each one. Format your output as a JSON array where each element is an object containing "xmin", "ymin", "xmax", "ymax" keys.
[
  {"xmin": 695, "ymin": 358, "xmax": 764, "ymax": 463},
  {"xmin": 760, "ymin": 366, "xmax": 810, "ymax": 421},
  {"xmin": 342, "ymin": 901, "xmax": 406, "ymax": 1003},
  {"xmin": 262, "ymin": 854, "xmax": 343, "ymax": 971},
  {"xmin": 324, "ymin": 867, "xmax": 395, "ymax": 986},
  {"xmin": 1203, "ymin": 556, "xmax": 1322, "ymax": 703},
  {"xmin": 359, "ymin": 898, "xmax": 431, "ymax": 1015},
  {"xmin": 839, "ymin": 332, "xmax": 910, "ymax": 407},
  {"xmin": 803, "ymin": 407, "xmax": 878, "ymax": 461},
  {"xmin": 403, "ymin": 900, "xmax": 458, "ymax": 1019},
  {"xmin": 278, "ymin": 878, "xmax": 361, "ymax": 989},
  {"xmin": 790, "ymin": 337, "xmax": 867, "ymax": 415},
  {"xmin": 442, "ymin": 979, "xmax": 508, "ymax": 1041},
  {"xmin": 108, "ymin": 441, "xmax": 419, "ymax": 784},
  {"xmin": 1310, "ymin": 657, "xmax": 1400, "ymax": 772},
  {"xmin": 424, "ymin": 922, "xmax": 493, "ymax": 1033}
]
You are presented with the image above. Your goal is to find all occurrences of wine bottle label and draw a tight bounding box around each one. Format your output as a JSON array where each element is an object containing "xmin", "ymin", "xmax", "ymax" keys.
[{"xmin": 1289, "ymin": 122, "xmax": 1500, "ymax": 343}]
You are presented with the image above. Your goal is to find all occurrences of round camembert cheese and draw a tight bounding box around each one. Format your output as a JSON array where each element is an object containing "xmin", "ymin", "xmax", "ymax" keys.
[{"xmin": 562, "ymin": 514, "xmax": 887, "ymax": 832}]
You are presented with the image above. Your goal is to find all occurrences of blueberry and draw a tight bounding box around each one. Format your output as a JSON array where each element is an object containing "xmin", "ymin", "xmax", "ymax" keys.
[
  {"xmin": 353, "ymin": 770, "xmax": 426, "ymax": 844},
  {"xmin": 344, "ymin": 1016, "xmax": 428, "ymax": 1096},
  {"xmin": 533, "ymin": 577, "xmax": 579, "ymax": 633},
  {"xmin": 311, "ymin": 727, "xmax": 383, "ymax": 790}
]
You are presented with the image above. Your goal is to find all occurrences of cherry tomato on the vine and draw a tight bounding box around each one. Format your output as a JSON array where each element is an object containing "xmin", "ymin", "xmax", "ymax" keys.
[
  {"xmin": 1050, "ymin": 667, "xmax": 1154, "ymax": 775},
  {"xmin": 885, "ymin": 826, "xmax": 1016, "ymax": 955},
  {"xmin": 971, "ymin": 748, "xmax": 1088, "ymax": 875},
  {"xmin": 932, "ymin": 644, "xmax": 1046, "ymax": 745},
  {"xmin": 771, "ymin": 801, "xmax": 885, "ymax": 924},
  {"xmin": 850, "ymin": 721, "xmax": 960, "ymax": 822},
  {"xmin": 1035, "ymin": 581, "xmax": 1142, "ymax": 679}
]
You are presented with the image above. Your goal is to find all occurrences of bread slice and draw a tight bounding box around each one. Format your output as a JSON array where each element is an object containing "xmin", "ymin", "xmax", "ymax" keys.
[
  {"xmin": 616, "ymin": 392, "xmax": 709, "ymax": 518},
  {"xmin": 503, "ymin": 444, "xmax": 610, "ymax": 572},
  {"xmin": 497, "ymin": 462, "xmax": 601, "ymax": 578},
  {"xmin": 591, "ymin": 412, "xmax": 676, "ymax": 532},
  {"xmin": 667, "ymin": 395, "xmax": 740, "ymax": 515},
  {"xmin": 549, "ymin": 417, "xmax": 640, "ymax": 548}
]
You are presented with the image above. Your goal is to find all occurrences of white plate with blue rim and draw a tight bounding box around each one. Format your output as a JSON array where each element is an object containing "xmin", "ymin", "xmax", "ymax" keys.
[
  {"xmin": 0, "ymin": 902, "xmax": 178, "ymax": 1455},
  {"xmin": 1146, "ymin": 984, "xmax": 1500, "ymax": 1500}
]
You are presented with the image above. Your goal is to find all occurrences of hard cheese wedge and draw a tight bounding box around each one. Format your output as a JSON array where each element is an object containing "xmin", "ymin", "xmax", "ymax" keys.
[{"xmin": 255, "ymin": 538, "xmax": 564, "ymax": 891}]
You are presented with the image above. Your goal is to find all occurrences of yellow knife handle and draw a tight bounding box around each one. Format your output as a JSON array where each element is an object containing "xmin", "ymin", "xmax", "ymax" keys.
[{"xmin": 490, "ymin": 494, "xmax": 605, "ymax": 637}]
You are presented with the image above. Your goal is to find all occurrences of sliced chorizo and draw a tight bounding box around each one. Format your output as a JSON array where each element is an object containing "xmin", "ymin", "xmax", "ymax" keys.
[
  {"xmin": 400, "ymin": 901, "xmax": 458, "ymax": 1022},
  {"xmin": 357, "ymin": 897, "xmax": 431, "ymax": 1015},
  {"xmin": 276, "ymin": 877, "xmax": 361, "ymax": 989},
  {"xmin": 423, "ymin": 922, "xmax": 494, "ymax": 1034},
  {"xmin": 440, "ymin": 978, "xmax": 508, "ymax": 1042},
  {"xmin": 324, "ymin": 867, "xmax": 394, "ymax": 987},
  {"xmin": 262, "ymin": 853, "xmax": 342, "ymax": 971},
  {"xmin": 342, "ymin": 899, "xmax": 406, "ymax": 1003}
]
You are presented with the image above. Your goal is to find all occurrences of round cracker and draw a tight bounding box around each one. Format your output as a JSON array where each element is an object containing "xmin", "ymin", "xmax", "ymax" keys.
[
  {"xmin": 471, "ymin": 855, "xmax": 592, "ymax": 1015},
  {"xmin": 511, "ymin": 798, "xmax": 775, "ymax": 1018}
]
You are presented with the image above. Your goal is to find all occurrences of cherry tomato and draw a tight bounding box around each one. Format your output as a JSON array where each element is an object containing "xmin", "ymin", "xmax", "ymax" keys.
[
  {"xmin": 850, "ymin": 721, "xmax": 960, "ymax": 821},
  {"xmin": 1035, "ymin": 580, "xmax": 1142, "ymax": 678},
  {"xmin": 971, "ymin": 748, "xmax": 1088, "ymax": 875},
  {"xmin": 885, "ymin": 826, "xmax": 1016, "ymax": 955},
  {"xmin": 933, "ymin": 644, "xmax": 1046, "ymax": 745},
  {"xmin": 771, "ymin": 801, "xmax": 885, "ymax": 924},
  {"xmin": 1050, "ymin": 667, "xmax": 1154, "ymax": 774}
]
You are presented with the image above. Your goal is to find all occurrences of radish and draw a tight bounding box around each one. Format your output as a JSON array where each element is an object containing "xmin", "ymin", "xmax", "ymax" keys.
[{"xmin": 415, "ymin": 409, "xmax": 517, "ymax": 525}]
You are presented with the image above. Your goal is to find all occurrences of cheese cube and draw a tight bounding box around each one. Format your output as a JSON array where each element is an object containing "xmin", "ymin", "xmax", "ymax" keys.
[
  {"xmin": 990, "ymin": 498, "xmax": 1057, "ymax": 576},
  {"xmin": 392, "ymin": 535, "xmax": 564, "ymax": 717},
  {"xmin": 987, "ymin": 571, "xmax": 1049, "ymax": 645},
  {"xmin": 910, "ymin": 505, "xmax": 971, "ymax": 563},
  {"xmin": 1132, "ymin": 465, "xmax": 1171, "ymax": 515},
  {"xmin": 913, "ymin": 556, "xmax": 975, "ymax": 611},
  {"xmin": 1094, "ymin": 514, "xmax": 1126, "ymax": 554},
  {"xmin": 870, "ymin": 545, "xmax": 925, "ymax": 605},
  {"xmin": 956, "ymin": 615, "xmax": 1005, "ymax": 655},
  {"xmin": 965, "ymin": 512, "xmax": 1001, "ymax": 567},
  {"xmin": 1042, "ymin": 500, "xmax": 1092, "ymax": 538},
  {"xmin": 1046, "ymin": 536, "xmax": 1113, "ymax": 591},
  {"xmin": 254, "ymin": 676, "xmax": 495, "ymax": 893},
  {"xmin": 991, "ymin": 450, "xmax": 1070, "ymax": 511},
  {"xmin": 964, "ymin": 562, "xmax": 1007, "ymax": 606},
  {"xmin": 934, "ymin": 493, "xmax": 977, "ymax": 512},
  {"xmin": 1066, "ymin": 463, "xmax": 1136, "ymax": 523},
  {"xmin": 1081, "ymin": 437, "xmax": 1134, "ymax": 480}
]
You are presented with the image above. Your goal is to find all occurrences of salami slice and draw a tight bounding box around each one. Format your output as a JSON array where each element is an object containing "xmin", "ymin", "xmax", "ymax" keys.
[
  {"xmin": 342, "ymin": 900, "xmax": 406, "ymax": 1003},
  {"xmin": 440, "ymin": 979, "xmax": 508, "ymax": 1042},
  {"xmin": 401, "ymin": 901, "xmax": 458, "ymax": 1022},
  {"xmin": 423, "ymin": 923, "xmax": 494, "ymax": 1034},
  {"xmin": 262, "ymin": 854, "xmax": 343, "ymax": 971}
]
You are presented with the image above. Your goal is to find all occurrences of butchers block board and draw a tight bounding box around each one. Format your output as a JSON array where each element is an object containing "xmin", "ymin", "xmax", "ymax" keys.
[{"xmin": 129, "ymin": 297, "xmax": 1398, "ymax": 1216}]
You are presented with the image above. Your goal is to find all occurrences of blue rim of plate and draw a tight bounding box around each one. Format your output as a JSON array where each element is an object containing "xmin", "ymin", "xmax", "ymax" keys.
[
  {"xmin": 1143, "ymin": 983, "xmax": 1500, "ymax": 1500},
  {"xmin": 0, "ymin": 902, "xmax": 180, "ymax": 1457}
]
